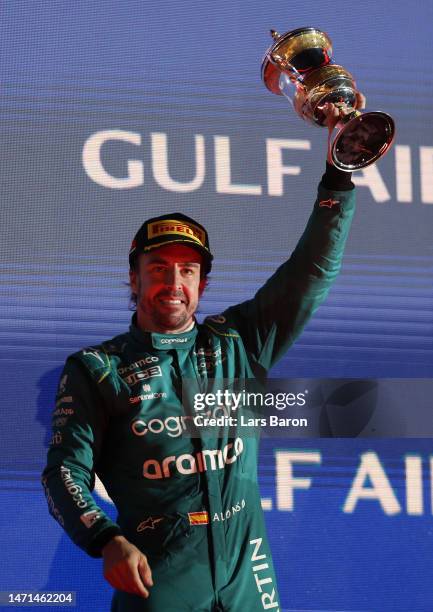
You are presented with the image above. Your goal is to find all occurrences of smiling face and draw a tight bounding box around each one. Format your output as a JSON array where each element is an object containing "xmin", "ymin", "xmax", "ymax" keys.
[{"xmin": 129, "ymin": 243, "xmax": 206, "ymax": 334}]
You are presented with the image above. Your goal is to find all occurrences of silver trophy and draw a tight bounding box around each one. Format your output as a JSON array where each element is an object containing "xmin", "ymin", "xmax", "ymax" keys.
[{"xmin": 262, "ymin": 27, "xmax": 395, "ymax": 171}]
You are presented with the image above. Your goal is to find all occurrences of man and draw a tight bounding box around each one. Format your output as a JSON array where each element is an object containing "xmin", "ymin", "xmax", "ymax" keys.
[{"xmin": 42, "ymin": 102, "xmax": 360, "ymax": 611}]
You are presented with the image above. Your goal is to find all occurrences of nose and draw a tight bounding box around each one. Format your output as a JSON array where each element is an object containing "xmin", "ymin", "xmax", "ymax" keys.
[{"xmin": 164, "ymin": 265, "xmax": 182, "ymax": 289}]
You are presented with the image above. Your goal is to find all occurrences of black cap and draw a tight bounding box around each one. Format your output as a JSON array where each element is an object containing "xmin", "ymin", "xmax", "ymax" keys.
[{"xmin": 129, "ymin": 212, "xmax": 213, "ymax": 274}]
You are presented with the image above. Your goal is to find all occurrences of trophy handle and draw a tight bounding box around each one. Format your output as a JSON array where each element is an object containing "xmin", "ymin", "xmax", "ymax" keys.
[{"xmin": 271, "ymin": 52, "xmax": 304, "ymax": 87}]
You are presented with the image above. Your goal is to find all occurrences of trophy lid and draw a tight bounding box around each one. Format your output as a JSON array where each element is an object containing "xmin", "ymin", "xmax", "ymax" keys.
[{"xmin": 262, "ymin": 27, "xmax": 333, "ymax": 95}]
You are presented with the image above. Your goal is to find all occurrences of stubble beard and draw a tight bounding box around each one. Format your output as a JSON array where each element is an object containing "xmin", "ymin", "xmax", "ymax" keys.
[
  {"xmin": 135, "ymin": 280, "xmax": 198, "ymax": 333},
  {"xmin": 152, "ymin": 308, "xmax": 191, "ymax": 331}
]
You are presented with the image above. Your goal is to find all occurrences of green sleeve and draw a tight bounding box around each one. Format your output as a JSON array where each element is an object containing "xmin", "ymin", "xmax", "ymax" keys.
[
  {"xmin": 226, "ymin": 183, "xmax": 356, "ymax": 371},
  {"xmin": 41, "ymin": 357, "xmax": 121, "ymax": 557}
]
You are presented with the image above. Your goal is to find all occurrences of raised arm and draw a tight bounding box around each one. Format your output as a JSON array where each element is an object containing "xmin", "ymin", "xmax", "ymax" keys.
[{"xmin": 224, "ymin": 162, "xmax": 356, "ymax": 371}]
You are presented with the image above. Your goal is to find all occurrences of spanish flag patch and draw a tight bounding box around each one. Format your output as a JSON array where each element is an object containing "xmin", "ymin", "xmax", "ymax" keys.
[{"xmin": 188, "ymin": 511, "xmax": 209, "ymax": 525}]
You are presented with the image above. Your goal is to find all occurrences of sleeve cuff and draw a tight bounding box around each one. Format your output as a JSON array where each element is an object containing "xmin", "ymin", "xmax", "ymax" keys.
[
  {"xmin": 87, "ymin": 525, "xmax": 123, "ymax": 558},
  {"xmin": 321, "ymin": 162, "xmax": 354, "ymax": 191}
]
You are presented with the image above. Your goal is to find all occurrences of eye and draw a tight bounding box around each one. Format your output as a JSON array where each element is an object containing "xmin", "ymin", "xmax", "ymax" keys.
[
  {"xmin": 182, "ymin": 267, "xmax": 196, "ymax": 276},
  {"xmin": 149, "ymin": 265, "xmax": 166, "ymax": 274}
]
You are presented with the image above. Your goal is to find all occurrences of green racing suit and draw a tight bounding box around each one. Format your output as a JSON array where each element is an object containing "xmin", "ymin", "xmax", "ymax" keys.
[{"xmin": 41, "ymin": 179, "xmax": 356, "ymax": 611}]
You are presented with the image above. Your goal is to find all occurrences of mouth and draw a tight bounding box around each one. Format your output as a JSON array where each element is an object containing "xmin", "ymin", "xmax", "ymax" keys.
[{"xmin": 157, "ymin": 295, "xmax": 187, "ymax": 307}]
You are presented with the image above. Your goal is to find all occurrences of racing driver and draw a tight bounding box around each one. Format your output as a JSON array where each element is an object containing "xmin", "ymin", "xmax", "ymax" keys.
[{"xmin": 42, "ymin": 102, "xmax": 362, "ymax": 611}]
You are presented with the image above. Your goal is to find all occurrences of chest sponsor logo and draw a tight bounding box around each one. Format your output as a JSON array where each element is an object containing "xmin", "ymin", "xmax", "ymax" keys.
[
  {"xmin": 123, "ymin": 365, "xmax": 162, "ymax": 386},
  {"xmin": 129, "ymin": 391, "xmax": 167, "ymax": 405},
  {"xmin": 195, "ymin": 346, "xmax": 225, "ymax": 372},
  {"xmin": 131, "ymin": 414, "xmax": 191, "ymax": 438},
  {"xmin": 250, "ymin": 537, "xmax": 280, "ymax": 611},
  {"xmin": 142, "ymin": 437, "xmax": 244, "ymax": 479},
  {"xmin": 118, "ymin": 356, "xmax": 159, "ymax": 375},
  {"xmin": 160, "ymin": 336, "xmax": 188, "ymax": 344},
  {"xmin": 136, "ymin": 516, "xmax": 164, "ymax": 532}
]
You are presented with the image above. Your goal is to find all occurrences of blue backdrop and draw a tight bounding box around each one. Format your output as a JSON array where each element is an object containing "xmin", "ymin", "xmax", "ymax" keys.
[{"xmin": 0, "ymin": 2, "xmax": 432, "ymax": 611}]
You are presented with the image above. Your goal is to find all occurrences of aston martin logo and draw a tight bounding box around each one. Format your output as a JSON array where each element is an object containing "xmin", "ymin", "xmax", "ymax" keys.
[
  {"xmin": 319, "ymin": 198, "xmax": 340, "ymax": 208},
  {"xmin": 136, "ymin": 516, "xmax": 164, "ymax": 532}
]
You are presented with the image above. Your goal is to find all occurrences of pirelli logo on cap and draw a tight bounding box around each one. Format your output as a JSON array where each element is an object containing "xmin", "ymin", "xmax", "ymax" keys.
[
  {"xmin": 147, "ymin": 220, "xmax": 205, "ymax": 246},
  {"xmin": 188, "ymin": 511, "xmax": 209, "ymax": 525}
]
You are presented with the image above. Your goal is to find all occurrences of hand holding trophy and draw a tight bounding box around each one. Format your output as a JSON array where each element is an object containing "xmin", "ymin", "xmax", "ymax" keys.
[{"xmin": 262, "ymin": 27, "xmax": 395, "ymax": 171}]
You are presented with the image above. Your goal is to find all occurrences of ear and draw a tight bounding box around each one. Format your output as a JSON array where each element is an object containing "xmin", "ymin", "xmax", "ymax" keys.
[
  {"xmin": 198, "ymin": 276, "xmax": 207, "ymax": 297},
  {"xmin": 129, "ymin": 268, "xmax": 138, "ymax": 294}
]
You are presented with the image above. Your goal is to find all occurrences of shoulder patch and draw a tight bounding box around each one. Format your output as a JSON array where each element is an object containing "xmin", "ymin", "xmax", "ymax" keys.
[
  {"xmin": 203, "ymin": 314, "xmax": 240, "ymax": 339},
  {"xmin": 206, "ymin": 314, "xmax": 227, "ymax": 324},
  {"xmin": 79, "ymin": 346, "xmax": 112, "ymax": 384},
  {"xmin": 81, "ymin": 347, "xmax": 107, "ymax": 365}
]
